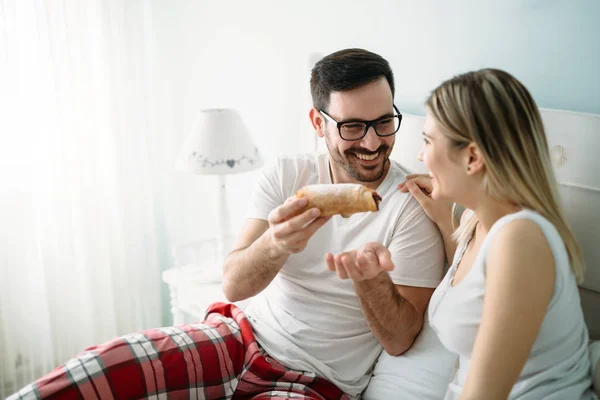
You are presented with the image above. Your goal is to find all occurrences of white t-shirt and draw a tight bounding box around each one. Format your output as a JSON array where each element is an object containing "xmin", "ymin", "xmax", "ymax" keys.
[
  {"xmin": 429, "ymin": 209, "xmax": 597, "ymax": 399},
  {"xmin": 244, "ymin": 153, "xmax": 445, "ymax": 398}
]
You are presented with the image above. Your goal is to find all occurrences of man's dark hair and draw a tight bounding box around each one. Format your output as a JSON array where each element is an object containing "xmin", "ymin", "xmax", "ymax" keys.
[{"xmin": 310, "ymin": 48, "xmax": 395, "ymax": 112}]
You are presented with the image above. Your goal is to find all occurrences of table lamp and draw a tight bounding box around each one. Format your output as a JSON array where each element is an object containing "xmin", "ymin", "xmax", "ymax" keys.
[{"xmin": 176, "ymin": 108, "xmax": 264, "ymax": 279}]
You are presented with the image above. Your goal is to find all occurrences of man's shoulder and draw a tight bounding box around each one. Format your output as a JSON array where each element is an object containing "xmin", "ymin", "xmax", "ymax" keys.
[
  {"xmin": 270, "ymin": 152, "xmax": 323, "ymax": 178},
  {"xmin": 386, "ymin": 159, "xmax": 411, "ymax": 181},
  {"xmin": 274, "ymin": 152, "xmax": 322, "ymax": 166},
  {"xmin": 258, "ymin": 153, "xmax": 324, "ymax": 197},
  {"xmin": 379, "ymin": 161, "xmax": 428, "ymax": 219}
]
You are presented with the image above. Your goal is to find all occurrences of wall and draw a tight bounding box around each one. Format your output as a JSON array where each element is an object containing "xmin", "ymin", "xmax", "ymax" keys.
[{"xmin": 151, "ymin": 0, "xmax": 600, "ymax": 250}]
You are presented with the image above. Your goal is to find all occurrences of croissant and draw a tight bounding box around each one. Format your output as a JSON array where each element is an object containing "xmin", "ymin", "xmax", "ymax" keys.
[{"xmin": 296, "ymin": 184, "xmax": 382, "ymax": 218}]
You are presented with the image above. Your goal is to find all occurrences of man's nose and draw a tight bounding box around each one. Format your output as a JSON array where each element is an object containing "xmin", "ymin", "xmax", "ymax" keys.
[{"xmin": 359, "ymin": 126, "xmax": 381, "ymax": 152}]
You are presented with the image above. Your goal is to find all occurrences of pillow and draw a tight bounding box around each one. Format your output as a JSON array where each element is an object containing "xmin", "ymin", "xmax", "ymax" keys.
[
  {"xmin": 363, "ymin": 313, "xmax": 457, "ymax": 399},
  {"xmin": 590, "ymin": 341, "xmax": 600, "ymax": 397}
]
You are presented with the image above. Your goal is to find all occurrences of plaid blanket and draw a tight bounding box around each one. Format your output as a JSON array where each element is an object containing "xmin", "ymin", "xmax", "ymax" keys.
[{"xmin": 8, "ymin": 303, "xmax": 349, "ymax": 400}]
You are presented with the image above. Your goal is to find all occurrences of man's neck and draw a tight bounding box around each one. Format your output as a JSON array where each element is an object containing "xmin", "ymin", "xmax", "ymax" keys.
[{"xmin": 328, "ymin": 157, "xmax": 390, "ymax": 191}]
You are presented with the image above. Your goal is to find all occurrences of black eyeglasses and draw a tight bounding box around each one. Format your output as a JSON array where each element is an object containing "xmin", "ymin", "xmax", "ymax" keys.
[{"xmin": 319, "ymin": 105, "xmax": 402, "ymax": 141}]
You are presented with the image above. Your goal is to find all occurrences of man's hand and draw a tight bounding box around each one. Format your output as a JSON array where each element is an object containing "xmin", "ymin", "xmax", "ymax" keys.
[
  {"xmin": 268, "ymin": 197, "xmax": 331, "ymax": 255},
  {"xmin": 325, "ymin": 242, "xmax": 394, "ymax": 282}
]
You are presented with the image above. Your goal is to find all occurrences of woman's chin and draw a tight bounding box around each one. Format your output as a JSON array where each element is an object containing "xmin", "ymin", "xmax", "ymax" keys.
[{"xmin": 430, "ymin": 189, "xmax": 445, "ymax": 201}]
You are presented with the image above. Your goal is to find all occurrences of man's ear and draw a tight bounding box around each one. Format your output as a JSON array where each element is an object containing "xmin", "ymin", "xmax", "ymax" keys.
[
  {"xmin": 309, "ymin": 107, "xmax": 326, "ymax": 138},
  {"xmin": 465, "ymin": 142, "xmax": 485, "ymax": 175}
]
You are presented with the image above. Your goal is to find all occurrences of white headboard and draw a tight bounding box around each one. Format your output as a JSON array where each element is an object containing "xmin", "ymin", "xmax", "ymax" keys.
[{"xmin": 317, "ymin": 108, "xmax": 600, "ymax": 339}]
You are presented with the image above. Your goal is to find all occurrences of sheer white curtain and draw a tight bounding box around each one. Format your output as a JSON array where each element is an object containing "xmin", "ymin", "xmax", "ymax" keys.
[{"xmin": 0, "ymin": 1, "xmax": 172, "ymax": 396}]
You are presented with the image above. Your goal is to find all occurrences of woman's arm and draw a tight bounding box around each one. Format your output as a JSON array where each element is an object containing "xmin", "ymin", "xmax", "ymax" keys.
[
  {"xmin": 459, "ymin": 219, "xmax": 555, "ymax": 400},
  {"xmin": 398, "ymin": 174, "xmax": 461, "ymax": 264}
]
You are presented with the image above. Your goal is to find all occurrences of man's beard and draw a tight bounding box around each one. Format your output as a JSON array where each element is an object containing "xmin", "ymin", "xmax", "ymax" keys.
[{"xmin": 325, "ymin": 137, "xmax": 393, "ymax": 183}]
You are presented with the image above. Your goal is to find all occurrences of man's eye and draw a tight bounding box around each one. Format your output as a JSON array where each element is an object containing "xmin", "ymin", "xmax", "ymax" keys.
[{"xmin": 342, "ymin": 123, "xmax": 364, "ymax": 130}]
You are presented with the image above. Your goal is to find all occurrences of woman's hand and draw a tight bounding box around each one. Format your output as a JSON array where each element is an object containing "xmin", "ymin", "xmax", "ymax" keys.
[
  {"xmin": 325, "ymin": 242, "xmax": 394, "ymax": 282},
  {"xmin": 398, "ymin": 174, "xmax": 454, "ymax": 232}
]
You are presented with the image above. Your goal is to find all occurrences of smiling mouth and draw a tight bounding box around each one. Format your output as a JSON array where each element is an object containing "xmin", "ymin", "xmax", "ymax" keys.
[{"xmin": 354, "ymin": 152, "xmax": 379, "ymax": 161}]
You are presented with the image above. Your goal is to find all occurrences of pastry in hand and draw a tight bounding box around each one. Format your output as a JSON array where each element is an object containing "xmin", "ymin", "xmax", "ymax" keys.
[{"xmin": 295, "ymin": 184, "xmax": 382, "ymax": 218}]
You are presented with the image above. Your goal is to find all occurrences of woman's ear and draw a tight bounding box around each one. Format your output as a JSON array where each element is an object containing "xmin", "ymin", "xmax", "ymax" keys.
[
  {"xmin": 465, "ymin": 142, "xmax": 485, "ymax": 175},
  {"xmin": 309, "ymin": 107, "xmax": 326, "ymax": 138}
]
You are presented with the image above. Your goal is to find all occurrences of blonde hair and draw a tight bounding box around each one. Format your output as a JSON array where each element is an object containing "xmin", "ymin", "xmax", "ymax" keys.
[{"xmin": 426, "ymin": 69, "xmax": 585, "ymax": 283}]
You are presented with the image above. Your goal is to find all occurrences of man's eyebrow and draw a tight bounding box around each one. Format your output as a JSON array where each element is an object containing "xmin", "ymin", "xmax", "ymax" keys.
[
  {"xmin": 339, "ymin": 111, "xmax": 395, "ymax": 124},
  {"xmin": 376, "ymin": 111, "xmax": 395, "ymax": 119}
]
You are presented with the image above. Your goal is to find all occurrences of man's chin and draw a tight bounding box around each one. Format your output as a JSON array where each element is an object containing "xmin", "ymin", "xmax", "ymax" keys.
[{"xmin": 350, "ymin": 164, "xmax": 386, "ymax": 182}]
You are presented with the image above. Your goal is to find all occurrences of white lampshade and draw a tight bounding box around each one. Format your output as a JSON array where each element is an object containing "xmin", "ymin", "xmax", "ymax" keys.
[{"xmin": 176, "ymin": 108, "xmax": 263, "ymax": 175}]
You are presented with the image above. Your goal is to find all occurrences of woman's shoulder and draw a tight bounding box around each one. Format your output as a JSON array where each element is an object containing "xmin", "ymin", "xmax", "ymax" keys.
[
  {"xmin": 485, "ymin": 211, "xmax": 558, "ymax": 282},
  {"xmin": 489, "ymin": 210, "xmax": 562, "ymax": 251},
  {"xmin": 487, "ymin": 210, "xmax": 554, "ymax": 252}
]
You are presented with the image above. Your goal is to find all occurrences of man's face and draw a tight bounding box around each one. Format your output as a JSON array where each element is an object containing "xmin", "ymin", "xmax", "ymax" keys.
[{"xmin": 320, "ymin": 77, "xmax": 396, "ymax": 183}]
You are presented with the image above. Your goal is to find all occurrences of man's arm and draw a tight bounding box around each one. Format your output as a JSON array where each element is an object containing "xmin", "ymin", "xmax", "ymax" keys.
[
  {"xmin": 355, "ymin": 274, "xmax": 434, "ymax": 355},
  {"xmin": 326, "ymin": 243, "xmax": 435, "ymax": 356},
  {"xmin": 326, "ymin": 193, "xmax": 445, "ymax": 355},
  {"xmin": 223, "ymin": 197, "xmax": 330, "ymax": 302},
  {"xmin": 222, "ymin": 218, "xmax": 286, "ymax": 302}
]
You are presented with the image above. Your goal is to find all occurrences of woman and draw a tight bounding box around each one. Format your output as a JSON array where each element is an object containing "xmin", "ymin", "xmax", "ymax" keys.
[{"xmin": 327, "ymin": 69, "xmax": 596, "ymax": 399}]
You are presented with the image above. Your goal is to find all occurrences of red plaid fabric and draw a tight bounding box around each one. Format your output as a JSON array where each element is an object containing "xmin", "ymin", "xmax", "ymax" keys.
[{"xmin": 8, "ymin": 303, "xmax": 349, "ymax": 400}]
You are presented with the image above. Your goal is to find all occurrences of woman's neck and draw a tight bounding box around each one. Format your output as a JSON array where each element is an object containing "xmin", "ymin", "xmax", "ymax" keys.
[{"xmin": 470, "ymin": 199, "xmax": 522, "ymax": 235}]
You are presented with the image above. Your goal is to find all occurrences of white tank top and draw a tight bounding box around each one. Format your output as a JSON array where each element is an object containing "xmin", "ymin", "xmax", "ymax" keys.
[{"xmin": 429, "ymin": 209, "xmax": 596, "ymax": 399}]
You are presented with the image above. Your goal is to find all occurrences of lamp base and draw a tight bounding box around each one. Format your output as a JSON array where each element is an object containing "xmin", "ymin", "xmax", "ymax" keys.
[{"xmin": 171, "ymin": 236, "xmax": 234, "ymax": 284}]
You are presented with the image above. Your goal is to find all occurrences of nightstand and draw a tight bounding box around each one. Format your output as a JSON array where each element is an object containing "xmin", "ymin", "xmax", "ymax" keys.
[{"xmin": 162, "ymin": 265, "xmax": 250, "ymax": 324}]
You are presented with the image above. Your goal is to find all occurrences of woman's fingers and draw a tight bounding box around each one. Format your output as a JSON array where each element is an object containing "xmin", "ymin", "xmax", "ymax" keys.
[
  {"xmin": 398, "ymin": 175, "xmax": 433, "ymax": 193},
  {"xmin": 410, "ymin": 176, "xmax": 433, "ymax": 193},
  {"xmin": 406, "ymin": 180, "xmax": 430, "ymax": 208}
]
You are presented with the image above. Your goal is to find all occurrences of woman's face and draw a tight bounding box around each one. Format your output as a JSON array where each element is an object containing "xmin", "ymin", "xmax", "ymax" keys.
[{"xmin": 418, "ymin": 113, "xmax": 469, "ymax": 202}]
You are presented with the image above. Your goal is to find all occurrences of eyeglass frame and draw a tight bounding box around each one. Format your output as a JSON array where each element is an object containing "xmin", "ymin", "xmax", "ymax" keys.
[{"xmin": 319, "ymin": 105, "xmax": 402, "ymax": 141}]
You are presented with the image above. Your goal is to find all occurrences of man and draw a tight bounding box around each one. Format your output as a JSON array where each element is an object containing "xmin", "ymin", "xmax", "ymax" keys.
[
  {"xmin": 9, "ymin": 49, "xmax": 444, "ymax": 400},
  {"xmin": 221, "ymin": 48, "xmax": 445, "ymax": 398}
]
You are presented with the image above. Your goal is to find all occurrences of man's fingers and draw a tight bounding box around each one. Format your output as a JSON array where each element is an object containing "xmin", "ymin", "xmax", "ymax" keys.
[
  {"xmin": 325, "ymin": 253, "xmax": 336, "ymax": 271},
  {"xmin": 304, "ymin": 215, "xmax": 331, "ymax": 236},
  {"xmin": 340, "ymin": 254, "xmax": 363, "ymax": 280},
  {"xmin": 356, "ymin": 252, "xmax": 367, "ymax": 269},
  {"xmin": 276, "ymin": 207, "xmax": 321, "ymax": 236},
  {"xmin": 280, "ymin": 215, "xmax": 330, "ymax": 249},
  {"xmin": 334, "ymin": 254, "xmax": 349, "ymax": 279},
  {"xmin": 375, "ymin": 247, "xmax": 395, "ymax": 271},
  {"xmin": 269, "ymin": 198, "xmax": 308, "ymax": 224}
]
